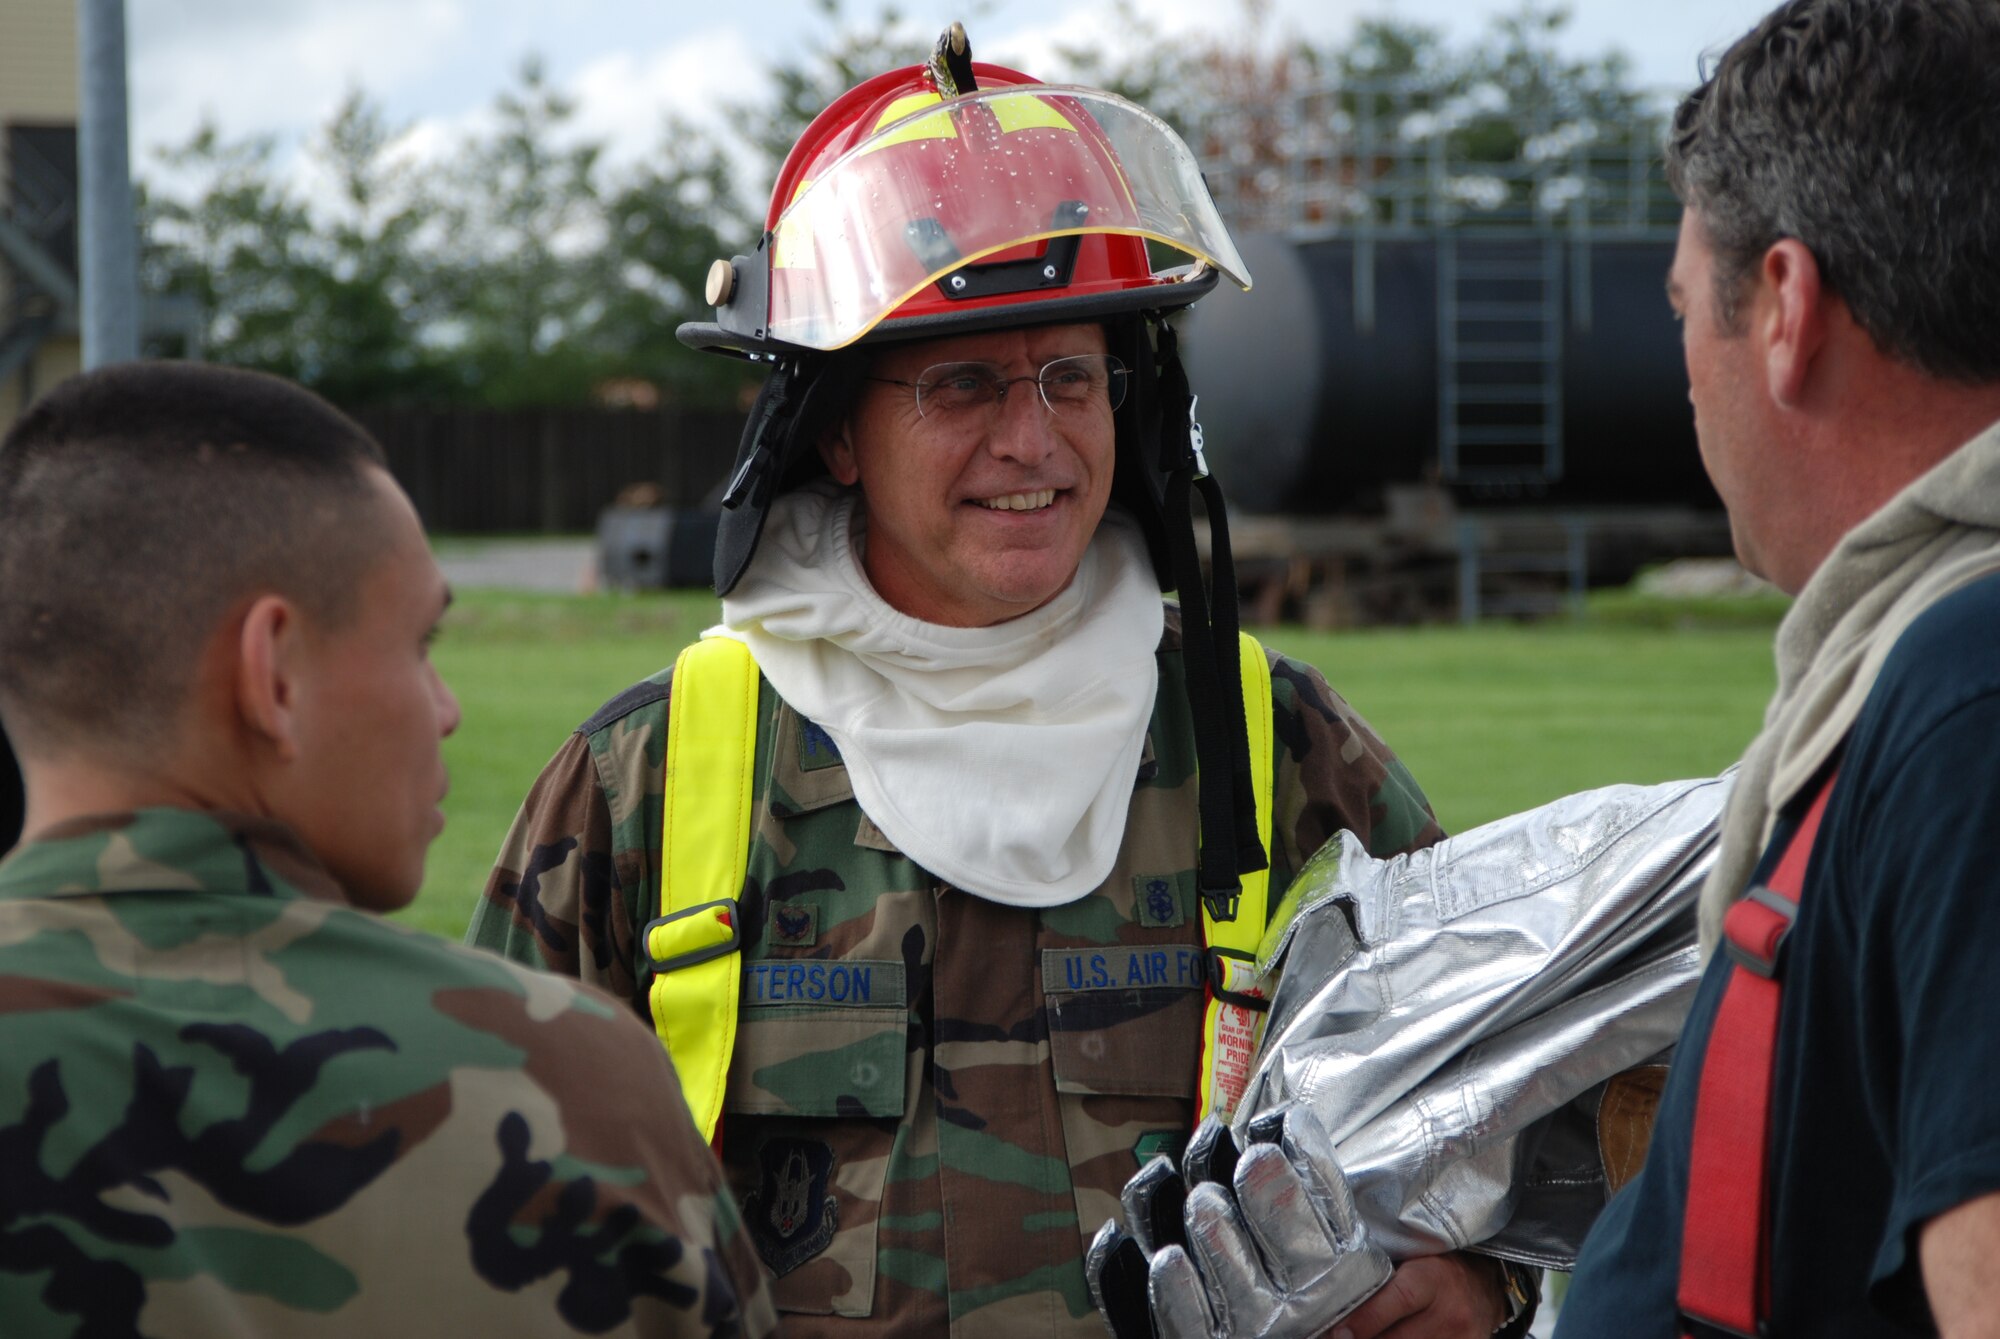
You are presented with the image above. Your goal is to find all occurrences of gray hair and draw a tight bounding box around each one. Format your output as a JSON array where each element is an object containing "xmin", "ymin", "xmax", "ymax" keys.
[{"xmin": 1666, "ymin": 0, "xmax": 2000, "ymax": 382}]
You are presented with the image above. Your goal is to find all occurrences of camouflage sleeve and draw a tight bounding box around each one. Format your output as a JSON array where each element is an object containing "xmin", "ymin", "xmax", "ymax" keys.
[
  {"xmin": 520, "ymin": 982, "xmax": 781, "ymax": 1337},
  {"xmin": 468, "ymin": 727, "xmax": 646, "ymax": 1009},
  {"xmin": 1265, "ymin": 649, "xmax": 1443, "ymax": 901},
  {"xmin": 0, "ymin": 814, "xmax": 776, "ymax": 1335}
]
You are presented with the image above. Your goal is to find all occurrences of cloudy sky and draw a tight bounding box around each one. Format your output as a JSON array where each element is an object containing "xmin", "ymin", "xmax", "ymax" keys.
[{"xmin": 127, "ymin": 0, "xmax": 1779, "ymax": 198}]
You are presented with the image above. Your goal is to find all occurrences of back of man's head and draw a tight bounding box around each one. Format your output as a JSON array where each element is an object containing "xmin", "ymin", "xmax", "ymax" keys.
[
  {"xmin": 1667, "ymin": 0, "xmax": 2000, "ymax": 383},
  {"xmin": 0, "ymin": 362, "xmax": 387, "ymax": 758}
]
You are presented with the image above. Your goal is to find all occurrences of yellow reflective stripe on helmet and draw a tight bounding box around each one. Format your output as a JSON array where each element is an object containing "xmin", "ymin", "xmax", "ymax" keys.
[
  {"xmin": 869, "ymin": 90, "xmax": 951, "ymax": 145},
  {"xmin": 772, "ymin": 177, "xmax": 818, "ymax": 271},
  {"xmin": 1195, "ymin": 631, "xmax": 1276, "ymax": 1125},
  {"xmin": 855, "ymin": 89, "xmax": 1083, "ymax": 162},
  {"xmin": 863, "ymin": 89, "xmax": 1079, "ymax": 149},
  {"xmin": 649, "ymin": 634, "xmax": 759, "ymax": 1143},
  {"xmin": 990, "ymin": 92, "xmax": 1077, "ymax": 134}
]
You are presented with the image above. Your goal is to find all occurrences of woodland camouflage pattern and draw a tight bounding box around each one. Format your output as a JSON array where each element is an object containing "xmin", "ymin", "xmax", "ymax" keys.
[
  {"xmin": 470, "ymin": 613, "xmax": 1441, "ymax": 1337},
  {"xmin": 0, "ymin": 808, "xmax": 777, "ymax": 1339}
]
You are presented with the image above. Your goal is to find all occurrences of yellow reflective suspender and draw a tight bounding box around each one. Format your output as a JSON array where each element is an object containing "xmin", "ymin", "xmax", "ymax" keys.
[
  {"xmin": 651, "ymin": 629, "xmax": 1279, "ymax": 1138},
  {"xmin": 646, "ymin": 635, "xmax": 758, "ymax": 1144},
  {"xmin": 1195, "ymin": 631, "xmax": 1277, "ymax": 1125}
]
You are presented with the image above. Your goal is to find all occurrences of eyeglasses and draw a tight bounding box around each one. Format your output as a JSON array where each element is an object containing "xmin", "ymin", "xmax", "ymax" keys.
[{"xmin": 865, "ymin": 353, "xmax": 1129, "ymax": 421}]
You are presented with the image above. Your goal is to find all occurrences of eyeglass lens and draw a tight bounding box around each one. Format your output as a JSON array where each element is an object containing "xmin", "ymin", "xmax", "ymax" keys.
[{"xmin": 915, "ymin": 354, "xmax": 1128, "ymax": 418}]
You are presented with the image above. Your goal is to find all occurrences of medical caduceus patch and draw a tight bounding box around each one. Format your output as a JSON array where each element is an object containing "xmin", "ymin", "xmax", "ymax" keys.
[{"xmin": 744, "ymin": 1135, "xmax": 839, "ymax": 1276}]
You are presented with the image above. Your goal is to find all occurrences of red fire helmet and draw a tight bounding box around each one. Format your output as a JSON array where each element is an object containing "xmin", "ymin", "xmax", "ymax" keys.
[{"xmin": 682, "ymin": 55, "xmax": 1250, "ymax": 355}]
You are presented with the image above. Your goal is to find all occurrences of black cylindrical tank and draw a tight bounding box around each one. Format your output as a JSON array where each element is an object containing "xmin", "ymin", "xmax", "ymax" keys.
[{"xmin": 1181, "ymin": 232, "xmax": 1718, "ymax": 515}]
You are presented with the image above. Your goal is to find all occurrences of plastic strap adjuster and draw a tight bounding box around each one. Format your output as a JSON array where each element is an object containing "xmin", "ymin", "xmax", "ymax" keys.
[
  {"xmin": 1207, "ymin": 947, "xmax": 1270, "ymax": 1013},
  {"xmin": 1200, "ymin": 881, "xmax": 1242, "ymax": 924},
  {"xmin": 1722, "ymin": 884, "xmax": 1797, "ymax": 980},
  {"xmin": 643, "ymin": 897, "xmax": 743, "ymax": 978}
]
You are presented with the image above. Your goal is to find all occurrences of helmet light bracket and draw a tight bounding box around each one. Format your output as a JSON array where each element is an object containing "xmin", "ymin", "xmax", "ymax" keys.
[
  {"xmin": 713, "ymin": 233, "xmax": 775, "ymax": 347},
  {"xmin": 907, "ymin": 199, "xmax": 1092, "ymax": 304}
]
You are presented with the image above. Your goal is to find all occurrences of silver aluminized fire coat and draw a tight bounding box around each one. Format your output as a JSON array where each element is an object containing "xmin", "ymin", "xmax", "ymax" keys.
[{"xmin": 1237, "ymin": 773, "xmax": 1731, "ymax": 1270}]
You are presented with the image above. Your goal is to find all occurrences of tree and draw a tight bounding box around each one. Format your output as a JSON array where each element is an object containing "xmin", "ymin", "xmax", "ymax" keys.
[
  {"xmin": 136, "ymin": 3, "xmax": 1658, "ymax": 410},
  {"xmin": 1057, "ymin": 1, "xmax": 1657, "ymax": 233},
  {"xmin": 602, "ymin": 115, "xmax": 758, "ymax": 408},
  {"xmin": 141, "ymin": 122, "xmax": 315, "ymax": 377},
  {"xmin": 730, "ymin": 0, "xmax": 935, "ymax": 182},
  {"xmin": 299, "ymin": 92, "xmax": 457, "ymax": 403},
  {"xmin": 428, "ymin": 57, "xmax": 618, "ymax": 407},
  {"xmin": 141, "ymin": 93, "xmax": 455, "ymax": 403}
]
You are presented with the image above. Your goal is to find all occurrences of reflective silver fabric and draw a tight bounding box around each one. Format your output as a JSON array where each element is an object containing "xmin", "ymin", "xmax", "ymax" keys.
[
  {"xmin": 1147, "ymin": 1109, "xmax": 1393, "ymax": 1339},
  {"xmin": 1239, "ymin": 774, "xmax": 1731, "ymax": 1269}
]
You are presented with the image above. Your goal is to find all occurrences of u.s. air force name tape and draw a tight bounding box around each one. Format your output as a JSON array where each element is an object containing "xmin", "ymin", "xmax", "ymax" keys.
[
  {"xmin": 1041, "ymin": 946, "xmax": 1206, "ymax": 994},
  {"xmin": 743, "ymin": 958, "xmax": 906, "ymax": 1008}
]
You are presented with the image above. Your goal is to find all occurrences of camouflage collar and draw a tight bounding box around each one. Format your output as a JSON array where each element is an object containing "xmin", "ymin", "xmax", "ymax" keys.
[{"xmin": 0, "ymin": 808, "xmax": 349, "ymax": 905}]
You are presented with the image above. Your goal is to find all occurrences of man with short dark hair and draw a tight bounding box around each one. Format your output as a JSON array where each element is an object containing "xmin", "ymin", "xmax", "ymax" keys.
[
  {"xmin": 1557, "ymin": 2, "xmax": 2000, "ymax": 1334},
  {"xmin": 0, "ymin": 362, "xmax": 777, "ymax": 1336}
]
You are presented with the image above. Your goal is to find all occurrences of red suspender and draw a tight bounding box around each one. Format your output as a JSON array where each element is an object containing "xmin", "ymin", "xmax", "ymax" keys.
[{"xmin": 1677, "ymin": 770, "xmax": 1839, "ymax": 1338}]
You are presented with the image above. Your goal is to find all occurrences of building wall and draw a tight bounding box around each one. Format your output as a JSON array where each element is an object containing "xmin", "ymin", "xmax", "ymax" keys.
[
  {"xmin": 0, "ymin": 341, "xmax": 81, "ymax": 424},
  {"xmin": 1, "ymin": 0, "xmax": 81, "ymax": 427},
  {"xmin": 0, "ymin": 0, "xmax": 81, "ymax": 123}
]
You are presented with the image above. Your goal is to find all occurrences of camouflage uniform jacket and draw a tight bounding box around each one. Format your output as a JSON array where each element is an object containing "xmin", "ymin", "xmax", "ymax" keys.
[
  {"xmin": 470, "ymin": 615, "xmax": 1441, "ymax": 1337},
  {"xmin": 0, "ymin": 808, "xmax": 778, "ymax": 1339}
]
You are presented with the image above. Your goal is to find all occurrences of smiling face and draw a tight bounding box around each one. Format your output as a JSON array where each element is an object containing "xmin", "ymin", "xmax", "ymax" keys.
[
  {"xmin": 270, "ymin": 469, "xmax": 461, "ymax": 910},
  {"xmin": 819, "ymin": 323, "xmax": 1119, "ymax": 627}
]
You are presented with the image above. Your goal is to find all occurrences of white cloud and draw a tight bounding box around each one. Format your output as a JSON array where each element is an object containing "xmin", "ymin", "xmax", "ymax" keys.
[
  {"xmin": 130, "ymin": 0, "xmax": 467, "ymax": 160},
  {"xmin": 566, "ymin": 27, "xmax": 768, "ymax": 171}
]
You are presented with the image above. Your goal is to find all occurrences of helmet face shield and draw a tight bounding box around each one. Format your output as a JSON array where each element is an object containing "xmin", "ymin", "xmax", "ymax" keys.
[{"xmin": 764, "ymin": 85, "xmax": 1252, "ymax": 350}]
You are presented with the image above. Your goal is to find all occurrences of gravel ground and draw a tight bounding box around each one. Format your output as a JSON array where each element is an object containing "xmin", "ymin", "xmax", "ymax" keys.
[{"xmin": 435, "ymin": 538, "xmax": 598, "ymax": 593}]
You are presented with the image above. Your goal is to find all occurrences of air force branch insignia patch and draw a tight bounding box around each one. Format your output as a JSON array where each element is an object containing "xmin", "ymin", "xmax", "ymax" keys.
[
  {"xmin": 768, "ymin": 902, "xmax": 818, "ymax": 947},
  {"xmin": 1134, "ymin": 874, "xmax": 1185, "ymax": 928},
  {"xmin": 797, "ymin": 718, "xmax": 843, "ymax": 772},
  {"xmin": 744, "ymin": 1136, "xmax": 838, "ymax": 1276}
]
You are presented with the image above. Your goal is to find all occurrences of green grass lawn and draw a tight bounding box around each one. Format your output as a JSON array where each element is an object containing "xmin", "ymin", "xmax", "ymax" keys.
[{"xmin": 400, "ymin": 587, "xmax": 1783, "ymax": 939}]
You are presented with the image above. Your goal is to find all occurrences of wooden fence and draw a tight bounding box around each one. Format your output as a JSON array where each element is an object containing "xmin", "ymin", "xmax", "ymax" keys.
[{"xmin": 352, "ymin": 404, "xmax": 745, "ymax": 534}]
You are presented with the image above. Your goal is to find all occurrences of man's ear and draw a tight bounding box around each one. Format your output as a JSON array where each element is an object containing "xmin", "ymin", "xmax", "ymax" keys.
[
  {"xmin": 817, "ymin": 418, "xmax": 861, "ymax": 486},
  {"xmin": 1759, "ymin": 238, "xmax": 1830, "ymax": 408},
  {"xmin": 234, "ymin": 594, "xmax": 305, "ymax": 761}
]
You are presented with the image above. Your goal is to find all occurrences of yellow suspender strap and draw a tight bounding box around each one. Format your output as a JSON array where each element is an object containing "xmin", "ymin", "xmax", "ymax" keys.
[
  {"xmin": 647, "ymin": 631, "xmax": 1274, "ymax": 1132},
  {"xmin": 646, "ymin": 635, "xmax": 758, "ymax": 1144},
  {"xmin": 1195, "ymin": 631, "xmax": 1277, "ymax": 1125}
]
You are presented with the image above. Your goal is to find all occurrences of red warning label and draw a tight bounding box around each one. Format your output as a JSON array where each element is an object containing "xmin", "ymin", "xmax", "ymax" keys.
[{"xmin": 1208, "ymin": 1002, "xmax": 1261, "ymax": 1120}]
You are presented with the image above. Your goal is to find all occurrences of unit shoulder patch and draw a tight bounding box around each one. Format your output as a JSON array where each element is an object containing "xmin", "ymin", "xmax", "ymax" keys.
[{"xmin": 743, "ymin": 1136, "xmax": 839, "ymax": 1276}]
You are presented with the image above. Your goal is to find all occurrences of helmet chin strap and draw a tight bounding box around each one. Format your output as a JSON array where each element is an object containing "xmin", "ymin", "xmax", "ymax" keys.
[
  {"xmin": 1153, "ymin": 324, "xmax": 1268, "ymax": 922},
  {"xmin": 715, "ymin": 352, "xmax": 834, "ymax": 596}
]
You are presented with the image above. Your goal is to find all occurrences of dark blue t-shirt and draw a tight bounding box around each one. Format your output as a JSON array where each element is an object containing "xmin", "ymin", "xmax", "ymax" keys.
[{"xmin": 1559, "ymin": 572, "xmax": 2000, "ymax": 1337}]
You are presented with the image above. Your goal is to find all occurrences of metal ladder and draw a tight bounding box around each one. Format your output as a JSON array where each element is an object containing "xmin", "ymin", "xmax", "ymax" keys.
[{"xmin": 1437, "ymin": 234, "xmax": 1563, "ymax": 488}]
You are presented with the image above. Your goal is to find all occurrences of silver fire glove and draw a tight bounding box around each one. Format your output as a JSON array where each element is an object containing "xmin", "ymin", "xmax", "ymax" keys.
[
  {"xmin": 1090, "ymin": 774, "xmax": 1730, "ymax": 1339},
  {"xmin": 1086, "ymin": 1106, "xmax": 1390, "ymax": 1339},
  {"xmin": 1241, "ymin": 773, "xmax": 1729, "ymax": 1265}
]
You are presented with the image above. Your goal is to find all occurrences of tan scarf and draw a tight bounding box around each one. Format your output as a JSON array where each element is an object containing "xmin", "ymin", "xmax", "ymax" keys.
[
  {"xmin": 1700, "ymin": 417, "xmax": 2000, "ymax": 952},
  {"xmin": 718, "ymin": 480, "xmax": 1164, "ymax": 908}
]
